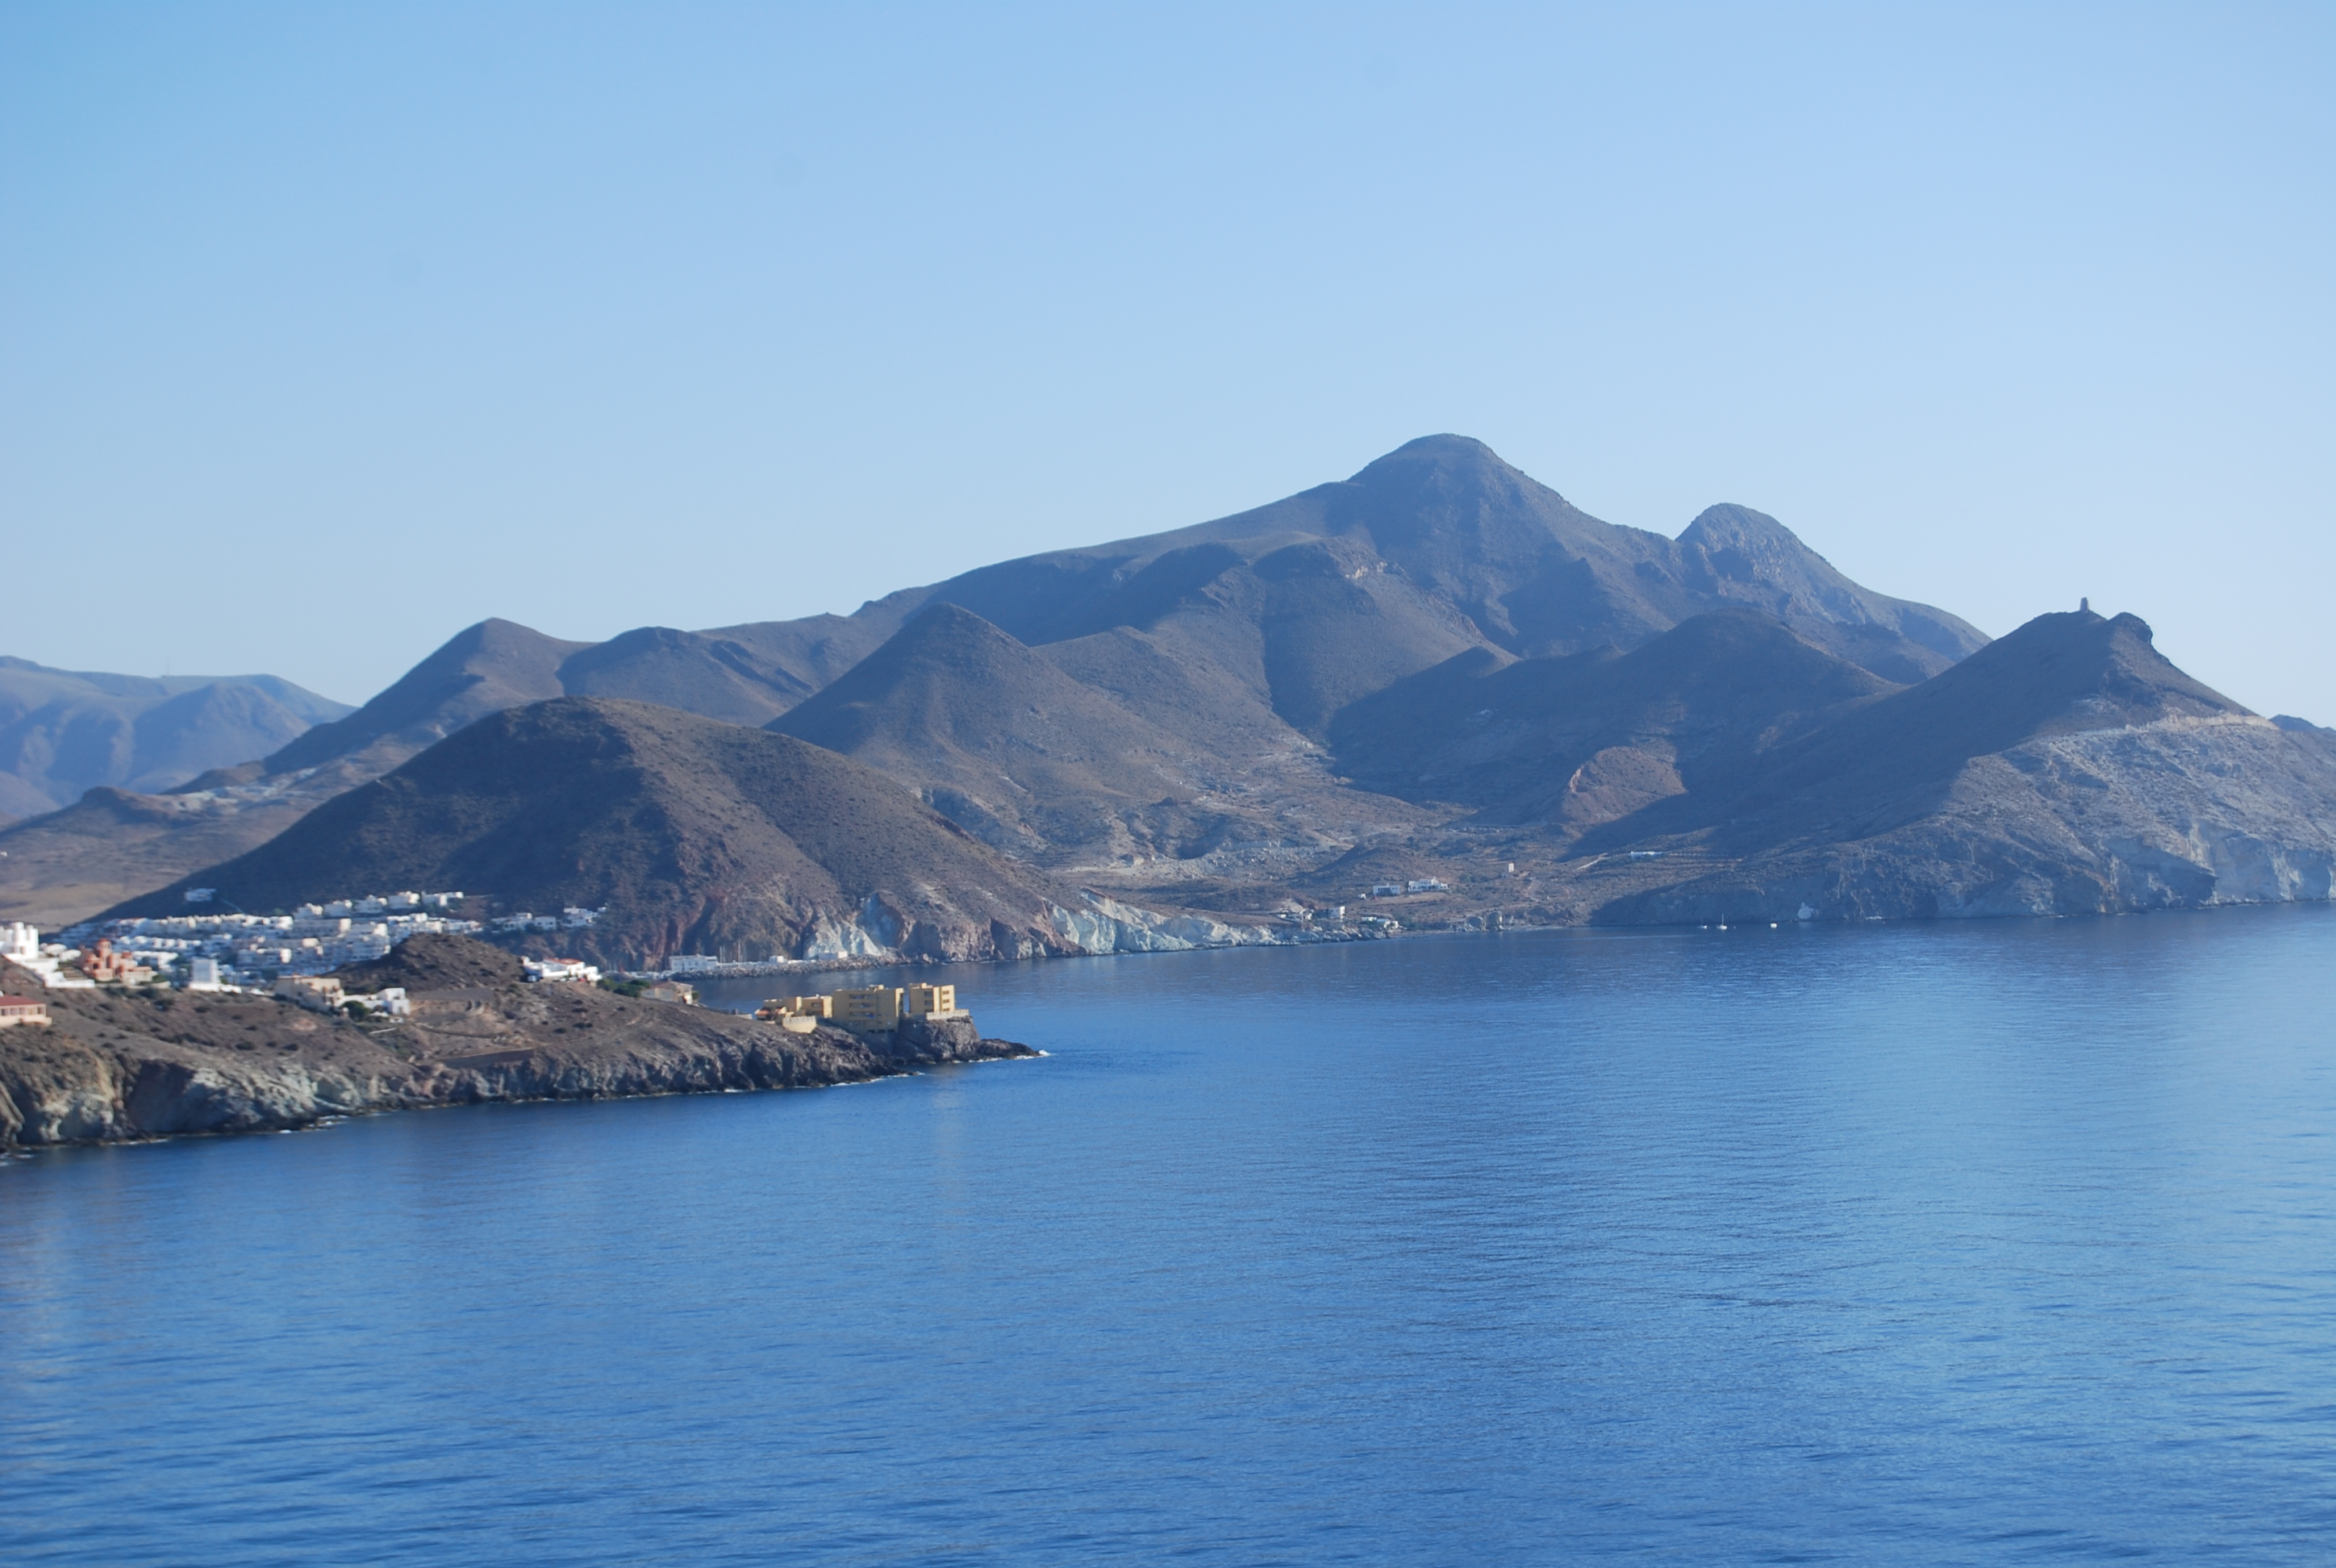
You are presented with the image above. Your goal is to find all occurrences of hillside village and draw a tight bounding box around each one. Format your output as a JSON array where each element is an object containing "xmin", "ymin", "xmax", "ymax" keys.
[
  {"xmin": 1, "ymin": 891, "xmax": 609, "ymax": 995},
  {"xmin": 0, "ymin": 899, "xmax": 985, "ymax": 1046}
]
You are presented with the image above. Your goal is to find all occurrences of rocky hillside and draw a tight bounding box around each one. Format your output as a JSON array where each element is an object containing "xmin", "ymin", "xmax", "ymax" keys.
[
  {"xmin": 29, "ymin": 436, "xmax": 2331, "ymax": 939},
  {"xmin": 0, "ymin": 936, "xmax": 1033, "ymax": 1149},
  {"xmin": 752, "ymin": 435, "xmax": 1979, "ymax": 742},
  {"xmin": 1587, "ymin": 611, "xmax": 2336, "ymax": 922},
  {"xmin": 1312, "ymin": 607, "xmax": 2336, "ymax": 926},
  {"xmin": 106, "ymin": 699, "xmax": 1218, "ymax": 967},
  {"xmin": 4, "ymin": 436, "xmax": 1982, "ymax": 923},
  {"xmin": 1329, "ymin": 608, "xmax": 1900, "ymax": 832},
  {"xmin": 769, "ymin": 603, "xmax": 1433, "ymax": 869},
  {"xmin": 0, "ymin": 657, "xmax": 350, "ymax": 818},
  {"xmin": 0, "ymin": 623, "xmax": 580, "ymax": 927}
]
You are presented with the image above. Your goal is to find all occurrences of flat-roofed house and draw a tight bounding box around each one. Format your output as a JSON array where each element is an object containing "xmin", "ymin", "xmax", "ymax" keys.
[
  {"xmin": 829, "ymin": 986, "xmax": 903, "ymax": 1032},
  {"xmin": 274, "ymin": 975, "xmax": 345, "ymax": 1011},
  {"xmin": 904, "ymin": 982, "xmax": 962, "ymax": 1020}
]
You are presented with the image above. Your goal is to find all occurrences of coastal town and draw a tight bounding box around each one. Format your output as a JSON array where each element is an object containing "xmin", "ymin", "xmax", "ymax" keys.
[
  {"xmin": 0, "ymin": 899, "xmax": 980, "ymax": 1042},
  {"xmin": 0, "ymin": 892, "xmax": 607, "ymax": 995}
]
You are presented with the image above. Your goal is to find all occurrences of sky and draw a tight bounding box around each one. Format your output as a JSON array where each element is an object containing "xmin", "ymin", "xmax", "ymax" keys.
[{"xmin": 2, "ymin": 2, "xmax": 2331, "ymax": 719}]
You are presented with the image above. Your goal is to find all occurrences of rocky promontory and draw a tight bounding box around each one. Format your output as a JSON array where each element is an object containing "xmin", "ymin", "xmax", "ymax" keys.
[{"xmin": 0, "ymin": 936, "xmax": 1032, "ymax": 1149}]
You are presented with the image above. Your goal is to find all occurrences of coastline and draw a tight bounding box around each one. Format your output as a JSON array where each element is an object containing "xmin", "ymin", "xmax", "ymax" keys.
[{"xmin": 0, "ymin": 938, "xmax": 1034, "ymax": 1153}]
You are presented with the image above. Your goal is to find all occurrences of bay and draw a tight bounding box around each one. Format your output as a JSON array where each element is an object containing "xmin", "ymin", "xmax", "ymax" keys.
[{"xmin": 5, "ymin": 908, "xmax": 2334, "ymax": 1564}]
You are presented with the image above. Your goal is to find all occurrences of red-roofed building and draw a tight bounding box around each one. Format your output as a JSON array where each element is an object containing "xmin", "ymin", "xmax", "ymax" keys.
[{"xmin": 0, "ymin": 995, "xmax": 51, "ymax": 1028}]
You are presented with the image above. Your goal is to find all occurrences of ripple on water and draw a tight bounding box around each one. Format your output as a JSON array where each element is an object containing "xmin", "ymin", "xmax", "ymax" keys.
[{"xmin": 5, "ymin": 907, "xmax": 2335, "ymax": 1565}]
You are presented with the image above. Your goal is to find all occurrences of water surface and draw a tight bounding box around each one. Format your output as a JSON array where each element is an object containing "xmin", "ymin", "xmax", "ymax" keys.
[{"xmin": 6, "ymin": 911, "xmax": 2335, "ymax": 1563}]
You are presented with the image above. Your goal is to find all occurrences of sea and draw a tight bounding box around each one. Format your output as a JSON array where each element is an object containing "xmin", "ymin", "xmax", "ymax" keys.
[{"xmin": 5, "ymin": 907, "xmax": 2334, "ymax": 1565}]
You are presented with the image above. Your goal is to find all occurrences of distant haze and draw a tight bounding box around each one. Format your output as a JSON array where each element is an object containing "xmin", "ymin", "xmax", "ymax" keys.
[{"xmin": 2, "ymin": 5, "xmax": 2330, "ymax": 720}]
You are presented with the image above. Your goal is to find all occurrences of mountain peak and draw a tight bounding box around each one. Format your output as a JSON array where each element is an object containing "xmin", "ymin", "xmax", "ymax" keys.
[
  {"xmin": 1344, "ymin": 435, "xmax": 1554, "ymax": 510},
  {"xmin": 264, "ymin": 618, "xmax": 588, "ymax": 775},
  {"xmin": 111, "ymin": 694, "xmax": 1078, "ymax": 966},
  {"xmin": 1678, "ymin": 503, "xmax": 1803, "ymax": 550},
  {"xmin": 1895, "ymin": 606, "xmax": 2240, "ymax": 747},
  {"xmin": 1350, "ymin": 433, "xmax": 1511, "ymax": 477},
  {"xmin": 894, "ymin": 599, "xmax": 1022, "ymax": 648}
]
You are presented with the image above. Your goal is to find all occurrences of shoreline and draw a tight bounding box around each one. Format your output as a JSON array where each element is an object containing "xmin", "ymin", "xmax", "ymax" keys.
[{"xmin": 0, "ymin": 936, "xmax": 1035, "ymax": 1153}]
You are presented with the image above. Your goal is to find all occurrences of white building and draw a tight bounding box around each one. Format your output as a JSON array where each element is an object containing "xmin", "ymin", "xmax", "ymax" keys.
[{"xmin": 2, "ymin": 922, "xmax": 38, "ymax": 963}]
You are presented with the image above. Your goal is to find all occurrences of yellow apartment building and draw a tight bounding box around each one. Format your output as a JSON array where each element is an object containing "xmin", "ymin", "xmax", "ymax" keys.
[
  {"xmin": 829, "ymin": 985, "xmax": 902, "ymax": 1031},
  {"xmin": 763, "ymin": 983, "xmax": 966, "ymax": 1034}
]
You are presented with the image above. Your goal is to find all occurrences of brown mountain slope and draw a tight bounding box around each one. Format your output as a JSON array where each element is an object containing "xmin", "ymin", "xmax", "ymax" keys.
[
  {"xmin": 740, "ymin": 435, "xmax": 1984, "ymax": 697},
  {"xmin": 0, "ymin": 786, "xmax": 320, "ymax": 929},
  {"xmin": 0, "ymin": 619, "xmax": 590, "ymax": 926},
  {"xmin": 0, "ymin": 656, "xmax": 350, "ymax": 811},
  {"xmin": 771, "ymin": 603, "xmax": 1434, "ymax": 872},
  {"xmin": 265, "ymin": 617, "xmax": 587, "ymax": 774},
  {"xmin": 770, "ymin": 603, "xmax": 1206, "ymax": 857},
  {"xmin": 6, "ymin": 436, "xmax": 1988, "ymax": 926},
  {"xmin": 109, "ymin": 698, "xmax": 1098, "ymax": 967},
  {"xmin": 1329, "ymin": 609, "xmax": 1899, "ymax": 836},
  {"xmin": 1579, "ymin": 611, "xmax": 2336, "ymax": 921}
]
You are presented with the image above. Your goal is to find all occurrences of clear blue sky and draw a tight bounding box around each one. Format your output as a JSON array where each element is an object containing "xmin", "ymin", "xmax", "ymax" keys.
[{"xmin": 4, "ymin": 2, "xmax": 2330, "ymax": 719}]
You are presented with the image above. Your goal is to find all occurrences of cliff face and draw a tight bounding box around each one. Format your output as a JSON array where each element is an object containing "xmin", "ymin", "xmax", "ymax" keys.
[{"xmin": 0, "ymin": 938, "xmax": 1032, "ymax": 1149}]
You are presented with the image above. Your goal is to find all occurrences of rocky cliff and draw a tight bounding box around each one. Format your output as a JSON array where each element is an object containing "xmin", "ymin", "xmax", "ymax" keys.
[{"xmin": 0, "ymin": 937, "xmax": 1033, "ymax": 1149}]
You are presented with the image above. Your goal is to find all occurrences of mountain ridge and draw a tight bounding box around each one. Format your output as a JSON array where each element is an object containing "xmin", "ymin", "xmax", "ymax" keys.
[
  {"xmin": 111, "ymin": 698, "xmax": 1104, "ymax": 966},
  {"xmin": 40, "ymin": 437, "xmax": 2328, "ymax": 945},
  {"xmin": 13, "ymin": 434, "xmax": 1975, "ymax": 923},
  {"xmin": 0, "ymin": 657, "xmax": 351, "ymax": 815}
]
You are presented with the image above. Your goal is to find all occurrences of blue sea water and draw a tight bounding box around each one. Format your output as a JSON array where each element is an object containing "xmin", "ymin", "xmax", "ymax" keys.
[{"xmin": 5, "ymin": 909, "xmax": 2336, "ymax": 1565}]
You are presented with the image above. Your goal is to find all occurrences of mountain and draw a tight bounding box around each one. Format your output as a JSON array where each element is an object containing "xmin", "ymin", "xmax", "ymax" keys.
[
  {"xmin": 263, "ymin": 617, "xmax": 588, "ymax": 776},
  {"xmin": 0, "ymin": 657, "xmax": 351, "ymax": 814},
  {"xmin": 110, "ymin": 698, "xmax": 1104, "ymax": 966},
  {"xmin": 0, "ymin": 621, "xmax": 585, "ymax": 927},
  {"xmin": 556, "ymin": 626, "xmax": 816, "ymax": 727},
  {"xmin": 25, "ymin": 435, "xmax": 2336, "ymax": 942},
  {"xmin": 1412, "ymin": 608, "xmax": 2336, "ymax": 924},
  {"xmin": 712, "ymin": 435, "xmax": 1983, "ymax": 738},
  {"xmin": 771, "ymin": 603, "xmax": 1208, "ymax": 857},
  {"xmin": 748, "ymin": 436, "xmax": 1977, "ymax": 870},
  {"xmin": 766, "ymin": 602, "xmax": 1432, "ymax": 869},
  {"xmin": 19, "ymin": 435, "xmax": 1963, "ymax": 924},
  {"xmin": 1329, "ymin": 609, "xmax": 1900, "ymax": 833}
]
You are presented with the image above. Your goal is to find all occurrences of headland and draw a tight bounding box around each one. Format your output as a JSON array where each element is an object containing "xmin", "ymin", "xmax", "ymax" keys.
[{"xmin": 0, "ymin": 935, "xmax": 1032, "ymax": 1150}]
